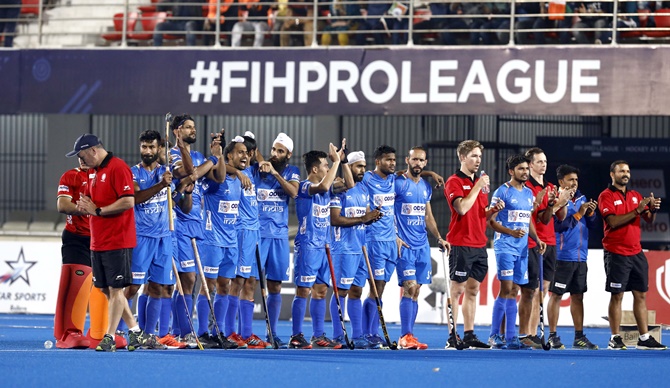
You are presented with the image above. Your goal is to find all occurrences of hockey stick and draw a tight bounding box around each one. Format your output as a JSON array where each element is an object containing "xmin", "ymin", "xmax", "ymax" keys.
[
  {"xmin": 325, "ymin": 244, "xmax": 354, "ymax": 350},
  {"xmin": 191, "ymin": 238, "xmax": 228, "ymax": 348},
  {"xmin": 255, "ymin": 243, "xmax": 277, "ymax": 349},
  {"xmin": 538, "ymin": 253, "xmax": 551, "ymax": 351},
  {"xmin": 442, "ymin": 250, "xmax": 464, "ymax": 350},
  {"xmin": 171, "ymin": 259, "xmax": 204, "ymax": 350},
  {"xmin": 165, "ymin": 112, "xmax": 174, "ymax": 232},
  {"xmin": 362, "ymin": 245, "xmax": 398, "ymax": 350}
]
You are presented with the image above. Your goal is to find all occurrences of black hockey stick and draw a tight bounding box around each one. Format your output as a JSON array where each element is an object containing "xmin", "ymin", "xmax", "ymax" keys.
[
  {"xmin": 442, "ymin": 250, "xmax": 465, "ymax": 350},
  {"xmin": 255, "ymin": 243, "xmax": 277, "ymax": 349},
  {"xmin": 362, "ymin": 246, "xmax": 398, "ymax": 350},
  {"xmin": 325, "ymin": 244, "xmax": 354, "ymax": 350},
  {"xmin": 538, "ymin": 253, "xmax": 551, "ymax": 351}
]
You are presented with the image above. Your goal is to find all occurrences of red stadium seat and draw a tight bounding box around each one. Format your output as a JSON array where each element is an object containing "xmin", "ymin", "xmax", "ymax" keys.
[
  {"xmin": 21, "ymin": 0, "xmax": 40, "ymax": 16},
  {"xmin": 128, "ymin": 11, "xmax": 167, "ymax": 41},
  {"xmin": 101, "ymin": 12, "xmax": 139, "ymax": 42},
  {"xmin": 621, "ymin": 9, "xmax": 649, "ymax": 38},
  {"xmin": 138, "ymin": 0, "xmax": 160, "ymax": 14},
  {"xmin": 643, "ymin": 8, "xmax": 670, "ymax": 38}
]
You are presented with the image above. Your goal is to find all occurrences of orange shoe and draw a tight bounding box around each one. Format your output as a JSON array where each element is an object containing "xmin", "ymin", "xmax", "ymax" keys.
[
  {"xmin": 245, "ymin": 334, "xmax": 273, "ymax": 349},
  {"xmin": 158, "ymin": 334, "xmax": 187, "ymax": 349},
  {"xmin": 413, "ymin": 334, "xmax": 428, "ymax": 350},
  {"xmin": 56, "ymin": 330, "xmax": 90, "ymax": 349},
  {"xmin": 227, "ymin": 332, "xmax": 248, "ymax": 349},
  {"xmin": 399, "ymin": 333, "xmax": 419, "ymax": 349}
]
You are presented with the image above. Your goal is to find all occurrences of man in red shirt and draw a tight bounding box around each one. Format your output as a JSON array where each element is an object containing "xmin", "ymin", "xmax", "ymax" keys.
[
  {"xmin": 598, "ymin": 160, "xmax": 666, "ymax": 350},
  {"xmin": 67, "ymin": 133, "xmax": 145, "ymax": 352},
  {"xmin": 443, "ymin": 140, "xmax": 501, "ymax": 349}
]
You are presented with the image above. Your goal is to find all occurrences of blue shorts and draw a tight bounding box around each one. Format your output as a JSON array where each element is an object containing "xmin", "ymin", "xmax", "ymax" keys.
[
  {"xmin": 294, "ymin": 245, "xmax": 330, "ymax": 288},
  {"xmin": 495, "ymin": 251, "xmax": 529, "ymax": 285},
  {"xmin": 332, "ymin": 252, "xmax": 368, "ymax": 290},
  {"xmin": 174, "ymin": 231, "xmax": 197, "ymax": 273},
  {"xmin": 131, "ymin": 235, "xmax": 174, "ymax": 285},
  {"xmin": 260, "ymin": 238, "xmax": 290, "ymax": 282},
  {"xmin": 397, "ymin": 244, "xmax": 432, "ymax": 286},
  {"xmin": 237, "ymin": 229, "xmax": 260, "ymax": 279},
  {"xmin": 367, "ymin": 240, "xmax": 397, "ymax": 282},
  {"xmin": 199, "ymin": 244, "xmax": 238, "ymax": 279}
]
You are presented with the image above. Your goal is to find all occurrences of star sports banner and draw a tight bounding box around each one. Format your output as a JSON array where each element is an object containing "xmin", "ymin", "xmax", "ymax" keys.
[{"xmin": 2, "ymin": 47, "xmax": 670, "ymax": 116}]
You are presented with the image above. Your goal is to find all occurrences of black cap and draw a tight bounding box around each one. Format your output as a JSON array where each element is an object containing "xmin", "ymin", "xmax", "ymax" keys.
[{"xmin": 66, "ymin": 134, "xmax": 100, "ymax": 157}]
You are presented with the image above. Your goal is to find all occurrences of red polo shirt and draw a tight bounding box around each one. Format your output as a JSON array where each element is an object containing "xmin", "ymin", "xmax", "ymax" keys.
[
  {"xmin": 525, "ymin": 176, "xmax": 557, "ymax": 248},
  {"xmin": 86, "ymin": 153, "xmax": 136, "ymax": 251},
  {"xmin": 444, "ymin": 171, "xmax": 488, "ymax": 248},
  {"xmin": 57, "ymin": 168, "xmax": 91, "ymax": 236},
  {"xmin": 598, "ymin": 185, "xmax": 644, "ymax": 256}
]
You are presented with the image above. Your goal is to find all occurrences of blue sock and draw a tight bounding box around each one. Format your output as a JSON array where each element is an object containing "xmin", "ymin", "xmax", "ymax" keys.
[
  {"xmin": 362, "ymin": 298, "xmax": 376, "ymax": 335},
  {"xmin": 505, "ymin": 298, "xmax": 518, "ymax": 342},
  {"xmin": 144, "ymin": 296, "xmax": 161, "ymax": 335},
  {"xmin": 137, "ymin": 294, "xmax": 149, "ymax": 331},
  {"xmin": 237, "ymin": 302, "xmax": 242, "ymax": 335},
  {"xmin": 267, "ymin": 293, "xmax": 281, "ymax": 337},
  {"xmin": 159, "ymin": 297, "xmax": 171, "ymax": 337},
  {"xmin": 311, "ymin": 298, "xmax": 326, "ymax": 338},
  {"xmin": 369, "ymin": 299, "xmax": 381, "ymax": 336},
  {"xmin": 225, "ymin": 296, "xmax": 239, "ymax": 337},
  {"xmin": 291, "ymin": 296, "xmax": 307, "ymax": 336},
  {"xmin": 171, "ymin": 291, "xmax": 180, "ymax": 337},
  {"xmin": 400, "ymin": 297, "xmax": 413, "ymax": 336},
  {"xmin": 182, "ymin": 294, "xmax": 193, "ymax": 336},
  {"xmin": 412, "ymin": 300, "xmax": 418, "ymax": 334},
  {"xmin": 196, "ymin": 295, "xmax": 210, "ymax": 336},
  {"xmin": 214, "ymin": 294, "xmax": 228, "ymax": 337},
  {"xmin": 348, "ymin": 298, "xmax": 363, "ymax": 339},
  {"xmin": 490, "ymin": 297, "xmax": 505, "ymax": 337},
  {"xmin": 330, "ymin": 294, "xmax": 345, "ymax": 339},
  {"xmin": 240, "ymin": 300, "xmax": 254, "ymax": 339}
]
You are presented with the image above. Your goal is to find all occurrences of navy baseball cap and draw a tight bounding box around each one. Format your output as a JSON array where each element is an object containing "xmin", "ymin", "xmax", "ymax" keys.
[{"xmin": 66, "ymin": 134, "xmax": 100, "ymax": 157}]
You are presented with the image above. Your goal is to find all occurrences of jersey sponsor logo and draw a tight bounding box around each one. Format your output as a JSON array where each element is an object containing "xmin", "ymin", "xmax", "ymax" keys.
[
  {"xmin": 132, "ymin": 271, "xmax": 146, "ymax": 280},
  {"xmin": 401, "ymin": 203, "xmax": 426, "ymax": 216},
  {"xmin": 507, "ymin": 210, "xmax": 531, "ymax": 223},
  {"xmin": 239, "ymin": 265, "xmax": 251, "ymax": 273},
  {"xmin": 632, "ymin": 197, "xmax": 638, "ymax": 204},
  {"xmin": 312, "ymin": 204, "xmax": 330, "ymax": 218},
  {"xmin": 300, "ymin": 275, "xmax": 317, "ymax": 283},
  {"xmin": 373, "ymin": 194, "xmax": 394, "ymax": 207},
  {"xmin": 610, "ymin": 282, "xmax": 622, "ymax": 288},
  {"xmin": 403, "ymin": 269, "xmax": 416, "ymax": 276},
  {"xmin": 554, "ymin": 282, "xmax": 566, "ymax": 289},
  {"xmin": 345, "ymin": 206, "xmax": 367, "ymax": 218},
  {"xmin": 218, "ymin": 200, "xmax": 239, "ymax": 214},
  {"xmin": 613, "ymin": 200, "xmax": 623, "ymax": 206},
  {"xmin": 243, "ymin": 185, "xmax": 256, "ymax": 197},
  {"xmin": 340, "ymin": 277, "xmax": 354, "ymax": 285},
  {"xmin": 501, "ymin": 269, "xmax": 514, "ymax": 277},
  {"xmin": 123, "ymin": 185, "xmax": 131, "ymax": 191},
  {"xmin": 406, "ymin": 217, "xmax": 425, "ymax": 226},
  {"xmin": 142, "ymin": 205, "xmax": 164, "ymax": 215},
  {"xmin": 181, "ymin": 260, "xmax": 195, "ymax": 268},
  {"xmin": 405, "ymin": 191, "xmax": 413, "ymax": 197},
  {"xmin": 603, "ymin": 207, "xmax": 609, "ymax": 213},
  {"xmin": 463, "ymin": 185, "xmax": 471, "ymax": 190},
  {"xmin": 204, "ymin": 266, "xmax": 219, "ymax": 274},
  {"xmin": 455, "ymin": 270, "xmax": 467, "ymax": 277},
  {"xmin": 257, "ymin": 188, "xmax": 286, "ymax": 202},
  {"xmin": 315, "ymin": 220, "xmax": 330, "ymax": 228},
  {"xmin": 261, "ymin": 204, "xmax": 284, "ymax": 213},
  {"xmin": 291, "ymin": 173, "xmax": 300, "ymax": 181},
  {"xmin": 101, "ymin": 173, "xmax": 107, "ymax": 183},
  {"xmin": 58, "ymin": 185, "xmax": 70, "ymax": 193},
  {"xmin": 374, "ymin": 268, "xmax": 385, "ymax": 276}
]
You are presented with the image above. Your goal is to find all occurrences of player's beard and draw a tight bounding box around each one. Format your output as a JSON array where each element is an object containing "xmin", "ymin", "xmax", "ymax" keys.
[
  {"xmin": 354, "ymin": 172, "xmax": 365, "ymax": 183},
  {"xmin": 615, "ymin": 175, "xmax": 629, "ymax": 187},
  {"xmin": 141, "ymin": 153, "xmax": 158, "ymax": 166},
  {"xmin": 409, "ymin": 166, "xmax": 423, "ymax": 178},
  {"xmin": 270, "ymin": 156, "xmax": 287, "ymax": 173},
  {"xmin": 184, "ymin": 135, "xmax": 196, "ymax": 144}
]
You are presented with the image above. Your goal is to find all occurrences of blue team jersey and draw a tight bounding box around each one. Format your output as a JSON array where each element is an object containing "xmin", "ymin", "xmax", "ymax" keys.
[
  {"xmin": 362, "ymin": 171, "xmax": 396, "ymax": 242},
  {"xmin": 257, "ymin": 164, "xmax": 301, "ymax": 239},
  {"xmin": 237, "ymin": 164, "xmax": 260, "ymax": 231},
  {"xmin": 330, "ymin": 182, "xmax": 369, "ymax": 254},
  {"xmin": 394, "ymin": 175, "xmax": 432, "ymax": 248},
  {"xmin": 491, "ymin": 182, "xmax": 535, "ymax": 255},
  {"xmin": 131, "ymin": 164, "xmax": 170, "ymax": 238},
  {"xmin": 202, "ymin": 174, "xmax": 241, "ymax": 247},
  {"xmin": 170, "ymin": 147, "xmax": 206, "ymax": 229},
  {"xmin": 295, "ymin": 181, "xmax": 331, "ymax": 249}
]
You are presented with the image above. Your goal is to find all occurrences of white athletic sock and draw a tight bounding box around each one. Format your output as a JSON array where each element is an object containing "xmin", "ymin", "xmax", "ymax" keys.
[
  {"xmin": 639, "ymin": 333, "xmax": 650, "ymax": 341},
  {"xmin": 129, "ymin": 325, "xmax": 141, "ymax": 333}
]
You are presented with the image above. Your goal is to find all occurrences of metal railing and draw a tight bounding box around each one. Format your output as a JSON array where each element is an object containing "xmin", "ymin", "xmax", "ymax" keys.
[{"xmin": 2, "ymin": 0, "xmax": 670, "ymax": 48}]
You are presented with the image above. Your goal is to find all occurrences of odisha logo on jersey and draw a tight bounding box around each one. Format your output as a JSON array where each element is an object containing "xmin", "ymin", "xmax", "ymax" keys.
[
  {"xmin": 258, "ymin": 189, "xmax": 284, "ymax": 201},
  {"xmin": 374, "ymin": 194, "xmax": 394, "ymax": 207},
  {"xmin": 312, "ymin": 204, "xmax": 329, "ymax": 218},
  {"xmin": 345, "ymin": 207, "xmax": 366, "ymax": 218},
  {"xmin": 219, "ymin": 201, "xmax": 239, "ymax": 213},
  {"xmin": 507, "ymin": 210, "xmax": 531, "ymax": 222},
  {"xmin": 402, "ymin": 203, "xmax": 425, "ymax": 216}
]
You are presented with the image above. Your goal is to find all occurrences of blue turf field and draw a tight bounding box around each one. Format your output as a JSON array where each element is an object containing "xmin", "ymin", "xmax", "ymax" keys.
[{"xmin": 0, "ymin": 314, "xmax": 668, "ymax": 387}]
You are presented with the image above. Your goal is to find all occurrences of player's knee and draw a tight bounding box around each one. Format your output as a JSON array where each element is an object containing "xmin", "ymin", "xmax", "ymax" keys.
[
  {"xmin": 349, "ymin": 286, "xmax": 363, "ymax": 299},
  {"xmin": 570, "ymin": 293, "xmax": 583, "ymax": 302},
  {"xmin": 610, "ymin": 292, "xmax": 624, "ymax": 302},
  {"xmin": 402, "ymin": 281, "xmax": 418, "ymax": 298},
  {"xmin": 632, "ymin": 290, "xmax": 646, "ymax": 302},
  {"xmin": 267, "ymin": 280, "xmax": 281, "ymax": 294},
  {"xmin": 296, "ymin": 286, "xmax": 311, "ymax": 298},
  {"xmin": 147, "ymin": 282, "xmax": 162, "ymax": 297}
]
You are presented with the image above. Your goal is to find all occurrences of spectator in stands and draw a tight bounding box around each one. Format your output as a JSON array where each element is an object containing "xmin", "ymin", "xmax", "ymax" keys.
[
  {"xmin": 204, "ymin": 0, "xmax": 239, "ymax": 45},
  {"xmin": 440, "ymin": 2, "xmax": 490, "ymax": 45},
  {"xmin": 355, "ymin": 0, "xmax": 389, "ymax": 45},
  {"xmin": 389, "ymin": 1, "xmax": 434, "ymax": 45},
  {"xmin": 478, "ymin": 2, "xmax": 510, "ymax": 44},
  {"xmin": 532, "ymin": 1, "xmax": 575, "ymax": 44},
  {"xmin": 153, "ymin": 0, "xmax": 206, "ymax": 46},
  {"xmin": 573, "ymin": 1, "xmax": 637, "ymax": 44},
  {"xmin": 277, "ymin": 0, "xmax": 325, "ymax": 46},
  {"xmin": 232, "ymin": 0, "xmax": 272, "ymax": 46},
  {"xmin": 0, "ymin": 0, "xmax": 21, "ymax": 47},
  {"xmin": 321, "ymin": 0, "xmax": 354, "ymax": 46},
  {"xmin": 497, "ymin": 1, "xmax": 541, "ymax": 44}
]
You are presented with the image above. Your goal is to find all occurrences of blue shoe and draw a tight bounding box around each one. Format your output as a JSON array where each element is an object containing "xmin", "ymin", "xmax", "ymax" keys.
[
  {"xmin": 353, "ymin": 336, "xmax": 382, "ymax": 349},
  {"xmin": 332, "ymin": 335, "xmax": 346, "ymax": 348},
  {"xmin": 366, "ymin": 334, "xmax": 388, "ymax": 348},
  {"xmin": 488, "ymin": 334, "xmax": 505, "ymax": 349},
  {"xmin": 503, "ymin": 336, "xmax": 531, "ymax": 350},
  {"xmin": 267, "ymin": 335, "xmax": 289, "ymax": 349}
]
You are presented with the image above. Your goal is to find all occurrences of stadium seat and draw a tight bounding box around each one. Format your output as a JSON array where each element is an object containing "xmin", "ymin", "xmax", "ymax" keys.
[
  {"xmin": 28, "ymin": 211, "xmax": 60, "ymax": 232},
  {"xmin": 621, "ymin": 9, "xmax": 649, "ymax": 39},
  {"xmin": 643, "ymin": 9, "xmax": 670, "ymax": 38},
  {"xmin": 101, "ymin": 12, "xmax": 139, "ymax": 42},
  {"xmin": 138, "ymin": 0, "xmax": 160, "ymax": 13},
  {"xmin": 1, "ymin": 211, "xmax": 32, "ymax": 232},
  {"xmin": 128, "ymin": 11, "xmax": 167, "ymax": 41},
  {"xmin": 20, "ymin": 0, "xmax": 40, "ymax": 16}
]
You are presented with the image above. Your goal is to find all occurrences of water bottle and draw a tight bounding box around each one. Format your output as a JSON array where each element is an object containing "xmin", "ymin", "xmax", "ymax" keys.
[{"xmin": 480, "ymin": 170, "xmax": 490, "ymax": 194}]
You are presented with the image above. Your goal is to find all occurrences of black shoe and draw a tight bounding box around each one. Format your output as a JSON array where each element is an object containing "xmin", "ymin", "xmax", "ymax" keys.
[
  {"xmin": 197, "ymin": 333, "xmax": 218, "ymax": 349},
  {"xmin": 289, "ymin": 333, "xmax": 312, "ymax": 349},
  {"xmin": 608, "ymin": 335, "xmax": 627, "ymax": 350},
  {"xmin": 128, "ymin": 330, "xmax": 146, "ymax": 351},
  {"xmin": 573, "ymin": 335, "xmax": 599, "ymax": 350},
  {"xmin": 548, "ymin": 334, "xmax": 565, "ymax": 350},
  {"xmin": 444, "ymin": 333, "xmax": 462, "ymax": 350},
  {"xmin": 637, "ymin": 335, "xmax": 667, "ymax": 350},
  {"xmin": 141, "ymin": 333, "xmax": 168, "ymax": 350},
  {"xmin": 213, "ymin": 334, "xmax": 239, "ymax": 349},
  {"xmin": 95, "ymin": 334, "xmax": 116, "ymax": 352},
  {"xmin": 463, "ymin": 333, "xmax": 491, "ymax": 349}
]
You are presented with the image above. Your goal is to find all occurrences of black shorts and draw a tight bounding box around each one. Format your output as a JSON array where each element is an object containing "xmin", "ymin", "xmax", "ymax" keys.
[
  {"xmin": 61, "ymin": 229, "xmax": 91, "ymax": 266},
  {"xmin": 92, "ymin": 248, "xmax": 133, "ymax": 289},
  {"xmin": 521, "ymin": 245, "xmax": 557, "ymax": 290},
  {"xmin": 550, "ymin": 261, "xmax": 588, "ymax": 295},
  {"xmin": 449, "ymin": 246, "xmax": 488, "ymax": 283},
  {"xmin": 604, "ymin": 250, "xmax": 649, "ymax": 294}
]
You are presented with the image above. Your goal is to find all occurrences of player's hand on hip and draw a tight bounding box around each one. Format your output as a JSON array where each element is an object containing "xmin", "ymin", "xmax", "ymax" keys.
[
  {"xmin": 510, "ymin": 228, "xmax": 526, "ymax": 238},
  {"xmin": 538, "ymin": 241, "xmax": 547, "ymax": 255},
  {"xmin": 396, "ymin": 237, "xmax": 409, "ymax": 258}
]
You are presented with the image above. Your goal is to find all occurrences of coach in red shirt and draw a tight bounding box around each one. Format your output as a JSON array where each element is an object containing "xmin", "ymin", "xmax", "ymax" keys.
[
  {"xmin": 597, "ymin": 160, "xmax": 665, "ymax": 350},
  {"xmin": 67, "ymin": 133, "xmax": 145, "ymax": 352}
]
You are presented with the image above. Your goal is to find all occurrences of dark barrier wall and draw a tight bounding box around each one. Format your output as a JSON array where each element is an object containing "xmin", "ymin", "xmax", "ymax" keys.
[{"xmin": 2, "ymin": 47, "xmax": 670, "ymax": 116}]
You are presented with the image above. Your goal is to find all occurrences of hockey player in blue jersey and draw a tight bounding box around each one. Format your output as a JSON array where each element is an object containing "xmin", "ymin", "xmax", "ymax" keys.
[
  {"xmin": 290, "ymin": 144, "xmax": 344, "ymax": 349},
  {"xmin": 394, "ymin": 147, "xmax": 450, "ymax": 350},
  {"xmin": 488, "ymin": 154, "xmax": 546, "ymax": 350}
]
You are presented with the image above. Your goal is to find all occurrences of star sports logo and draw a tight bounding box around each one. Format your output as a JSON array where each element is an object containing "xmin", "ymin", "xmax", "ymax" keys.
[{"xmin": 0, "ymin": 248, "xmax": 37, "ymax": 286}]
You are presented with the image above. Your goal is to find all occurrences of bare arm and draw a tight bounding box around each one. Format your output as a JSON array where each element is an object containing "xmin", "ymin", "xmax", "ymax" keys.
[
  {"xmin": 605, "ymin": 197, "xmax": 651, "ymax": 229},
  {"xmin": 77, "ymin": 195, "xmax": 135, "ymax": 216},
  {"xmin": 308, "ymin": 144, "xmax": 341, "ymax": 195},
  {"xmin": 453, "ymin": 177, "xmax": 488, "ymax": 216},
  {"xmin": 425, "ymin": 202, "xmax": 449, "ymax": 251},
  {"xmin": 259, "ymin": 160, "xmax": 299, "ymax": 199},
  {"xmin": 57, "ymin": 196, "xmax": 87, "ymax": 216},
  {"xmin": 134, "ymin": 171, "xmax": 172, "ymax": 205},
  {"xmin": 330, "ymin": 206, "xmax": 382, "ymax": 227}
]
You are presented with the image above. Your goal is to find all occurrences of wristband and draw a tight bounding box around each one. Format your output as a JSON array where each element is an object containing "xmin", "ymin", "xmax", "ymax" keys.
[
  {"xmin": 208, "ymin": 155, "xmax": 219, "ymax": 165},
  {"xmin": 547, "ymin": 201, "xmax": 555, "ymax": 207},
  {"xmin": 635, "ymin": 208, "xmax": 641, "ymax": 215},
  {"xmin": 172, "ymin": 191, "xmax": 184, "ymax": 201},
  {"xmin": 95, "ymin": 207, "xmax": 102, "ymax": 216}
]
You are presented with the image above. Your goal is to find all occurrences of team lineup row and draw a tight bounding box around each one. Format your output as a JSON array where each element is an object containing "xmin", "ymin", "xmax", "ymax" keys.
[{"xmin": 52, "ymin": 115, "xmax": 666, "ymax": 351}]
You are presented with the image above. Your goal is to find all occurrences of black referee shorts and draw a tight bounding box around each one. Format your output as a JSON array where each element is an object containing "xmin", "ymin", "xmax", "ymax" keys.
[
  {"xmin": 448, "ymin": 246, "xmax": 488, "ymax": 283},
  {"xmin": 522, "ymin": 245, "xmax": 557, "ymax": 290},
  {"xmin": 61, "ymin": 229, "xmax": 91, "ymax": 266},
  {"xmin": 550, "ymin": 261, "xmax": 588, "ymax": 295},
  {"xmin": 92, "ymin": 248, "xmax": 133, "ymax": 289},
  {"xmin": 604, "ymin": 250, "xmax": 649, "ymax": 294}
]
